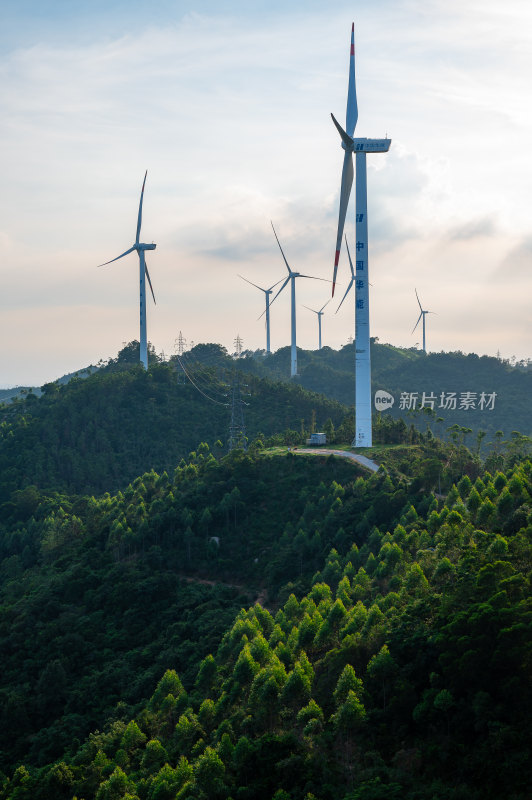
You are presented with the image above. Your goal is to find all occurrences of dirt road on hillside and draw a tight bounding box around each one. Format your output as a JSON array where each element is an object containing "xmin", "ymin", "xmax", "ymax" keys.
[{"xmin": 290, "ymin": 448, "xmax": 380, "ymax": 472}]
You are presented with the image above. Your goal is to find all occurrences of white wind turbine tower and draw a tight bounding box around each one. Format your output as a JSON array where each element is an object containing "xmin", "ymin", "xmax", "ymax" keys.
[
  {"xmin": 412, "ymin": 289, "xmax": 434, "ymax": 353},
  {"xmin": 331, "ymin": 23, "xmax": 391, "ymax": 448},
  {"xmin": 238, "ymin": 274, "xmax": 283, "ymax": 354},
  {"xmin": 336, "ymin": 238, "xmax": 374, "ymax": 337},
  {"xmin": 303, "ymin": 300, "xmax": 330, "ymax": 350},
  {"xmin": 98, "ymin": 171, "xmax": 156, "ymax": 370},
  {"xmin": 270, "ymin": 221, "xmax": 328, "ymax": 377}
]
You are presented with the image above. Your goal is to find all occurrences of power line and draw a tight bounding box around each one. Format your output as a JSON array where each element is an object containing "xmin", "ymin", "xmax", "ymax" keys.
[
  {"xmin": 179, "ymin": 351, "xmax": 228, "ymax": 400},
  {"xmin": 175, "ymin": 353, "xmax": 229, "ymax": 407},
  {"xmin": 178, "ymin": 350, "xmax": 229, "ymax": 403}
]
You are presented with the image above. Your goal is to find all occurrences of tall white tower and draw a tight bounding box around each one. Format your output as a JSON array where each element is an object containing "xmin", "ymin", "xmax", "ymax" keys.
[{"xmin": 331, "ymin": 25, "xmax": 391, "ymax": 447}]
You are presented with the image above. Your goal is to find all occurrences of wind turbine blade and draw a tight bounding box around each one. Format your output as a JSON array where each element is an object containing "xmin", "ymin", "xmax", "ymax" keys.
[
  {"xmin": 270, "ymin": 275, "xmax": 290, "ymax": 306},
  {"xmin": 335, "ymin": 278, "xmax": 354, "ymax": 313},
  {"xmin": 332, "ymin": 149, "xmax": 354, "ymax": 295},
  {"xmin": 303, "ymin": 305, "xmax": 318, "ymax": 315},
  {"xmin": 346, "ymin": 23, "xmax": 358, "ymax": 137},
  {"xmin": 145, "ymin": 261, "xmax": 156, "ymax": 304},
  {"xmin": 319, "ymin": 299, "xmax": 331, "ymax": 313},
  {"xmin": 345, "ymin": 236, "xmax": 355, "ymax": 278},
  {"xmin": 331, "ymin": 113, "xmax": 354, "ymax": 149},
  {"xmin": 97, "ymin": 246, "xmax": 136, "ymax": 267},
  {"xmin": 415, "ymin": 288, "xmax": 423, "ymax": 312},
  {"xmin": 239, "ymin": 274, "xmax": 266, "ymax": 292},
  {"xmin": 136, "ymin": 170, "xmax": 147, "ymax": 244},
  {"xmin": 299, "ymin": 274, "xmax": 331, "ymax": 283},
  {"xmin": 412, "ymin": 312, "xmax": 423, "ymax": 334},
  {"xmin": 268, "ymin": 277, "xmax": 285, "ymax": 291},
  {"xmin": 270, "ymin": 221, "xmax": 293, "ymax": 275}
]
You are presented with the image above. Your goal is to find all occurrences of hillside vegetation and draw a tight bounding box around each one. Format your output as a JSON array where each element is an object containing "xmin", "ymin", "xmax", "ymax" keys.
[
  {"xmin": 0, "ymin": 357, "xmax": 346, "ymax": 499},
  {"xmin": 2, "ymin": 341, "xmax": 529, "ymax": 503},
  {"xmin": 194, "ymin": 340, "xmax": 532, "ymax": 441},
  {"xmin": 0, "ymin": 443, "xmax": 530, "ymax": 799}
]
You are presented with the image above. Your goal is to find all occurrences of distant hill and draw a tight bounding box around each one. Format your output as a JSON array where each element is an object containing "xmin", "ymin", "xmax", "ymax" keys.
[
  {"xmin": 232, "ymin": 342, "xmax": 532, "ymax": 442},
  {"xmin": 0, "ymin": 365, "xmax": 98, "ymax": 403},
  {"xmin": 1, "ymin": 340, "xmax": 529, "ymax": 500}
]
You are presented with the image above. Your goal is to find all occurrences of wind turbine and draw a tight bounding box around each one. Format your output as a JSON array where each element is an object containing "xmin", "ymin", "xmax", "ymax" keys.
[
  {"xmin": 303, "ymin": 300, "xmax": 330, "ymax": 350},
  {"xmin": 98, "ymin": 171, "xmax": 156, "ymax": 370},
  {"xmin": 270, "ymin": 221, "xmax": 328, "ymax": 377},
  {"xmin": 238, "ymin": 274, "xmax": 283, "ymax": 354},
  {"xmin": 331, "ymin": 23, "xmax": 391, "ymax": 448},
  {"xmin": 412, "ymin": 289, "xmax": 433, "ymax": 353}
]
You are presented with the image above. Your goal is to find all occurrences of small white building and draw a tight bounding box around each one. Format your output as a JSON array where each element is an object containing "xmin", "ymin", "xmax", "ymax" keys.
[{"xmin": 308, "ymin": 432, "xmax": 327, "ymax": 446}]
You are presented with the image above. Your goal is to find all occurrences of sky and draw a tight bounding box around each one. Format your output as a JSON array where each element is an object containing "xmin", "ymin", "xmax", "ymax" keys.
[{"xmin": 1, "ymin": 0, "xmax": 531, "ymax": 386}]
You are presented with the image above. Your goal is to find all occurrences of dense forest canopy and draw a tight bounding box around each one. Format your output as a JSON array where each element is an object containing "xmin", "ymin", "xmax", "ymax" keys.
[
  {"xmin": 0, "ymin": 441, "xmax": 530, "ymax": 799},
  {"xmin": 0, "ymin": 356, "xmax": 346, "ymax": 499}
]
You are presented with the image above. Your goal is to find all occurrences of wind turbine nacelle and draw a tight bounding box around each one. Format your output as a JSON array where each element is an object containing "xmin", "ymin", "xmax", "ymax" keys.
[
  {"xmin": 352, "ymin": 138, "xmax": 391, "ymax": 153},
  {"xmin": 141, "ymin": 243, "xmax": 157, "ymax": 251}
]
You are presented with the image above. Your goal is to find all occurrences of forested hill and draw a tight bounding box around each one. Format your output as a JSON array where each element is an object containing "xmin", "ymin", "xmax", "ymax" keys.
[
  {"xmin": 233, "ymin": 342, "xmax": 532, "ymax": 441},
  {"xmin": 1, "ymin": 340, "xmax": 529, "ymax": 501},
  {"xmin": 0, "ymin": 445, "xmax": 530, "ymax": 799},
  {"xmin": 0, "ymin": 359, "xmax": 346, "ymax": 499}
]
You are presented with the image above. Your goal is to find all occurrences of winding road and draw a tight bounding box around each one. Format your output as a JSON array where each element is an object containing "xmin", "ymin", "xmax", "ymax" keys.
[{"xmin": 290, "ymin": 448, "xmax": 380, "ymax": 473}]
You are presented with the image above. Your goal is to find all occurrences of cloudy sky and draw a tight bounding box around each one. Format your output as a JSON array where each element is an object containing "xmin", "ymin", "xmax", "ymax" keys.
[{"xmin": 1, "ymin": 0, "xmax": 531, "ymax": 386}]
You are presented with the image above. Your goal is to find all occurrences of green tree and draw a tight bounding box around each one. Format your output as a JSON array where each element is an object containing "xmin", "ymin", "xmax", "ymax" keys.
[
  {"xmin": 194, "ymin": 746, "xmax": 225, "ymax": 798},
  {"xmin": 196, "ymin": 655, "xmax": 217, "ymax": 694},
  {"xmin": 280, "ymin": 662, "xmax": 312, "ymax": 709},
  {"xmin": 323, "ymin": 418, "xmax": 335, "ymax": 443},
  {"xmin": 296, "ymin": 698, "xmax": 324, "ymax": 736},
  {"xmin": 95, "ymin": 766, "xmax": 130, "ymax": 800},
  {"xmin": 433, "ymin": 689, "xmax": 454, "ymax": 735},
  {"xmin": 121, "ymin": 720, "xmax": 147, "ymax": 753},
  {"xmin": 366, "ymin": 644, "xmax": 397, "ymax": 711},
  {"xmin": 233, "ymin": 644, "xmax": 259, "ymax": 686},
  {"xmin": 141, "ymin": 739, "xmax": 167, "ymax": 772},
  {"xmin": 333, "ymin": 664, "xmax": 364, "ymax": 707}
]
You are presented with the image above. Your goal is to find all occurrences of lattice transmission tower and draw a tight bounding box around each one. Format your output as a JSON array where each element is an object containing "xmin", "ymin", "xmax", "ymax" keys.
[
  {"xmin": 228, "ymin": 370, "xmax": 247, "ymax": 451},
  {"xmin": 174, "ymin": 331, "xmax": 187, "ymax": 383},
  {"xmin": 175, "ymin": 331, "xmax": 186, "ymax": 356},
  {"xmin": 233, "ymin": 334, "xmax": 243, "ymax": 358}
]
